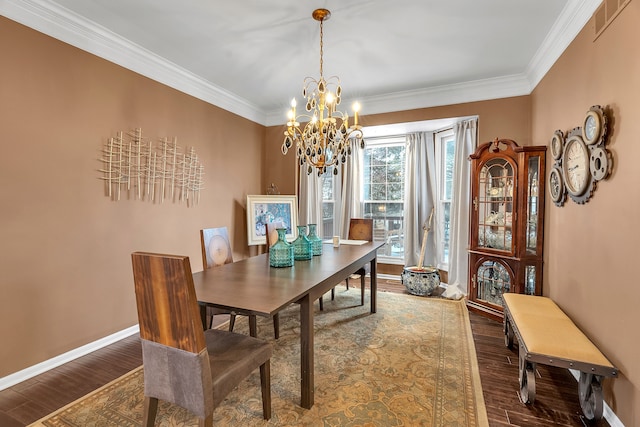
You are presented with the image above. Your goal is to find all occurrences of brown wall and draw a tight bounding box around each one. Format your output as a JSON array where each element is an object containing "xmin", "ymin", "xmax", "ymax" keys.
[
  {"xmin": 0, "ymin": 17, "xmax": 264, "ymax": 376},
  {"xmin": 531, "ymin": 3, "xmax": 639, "ymax": 424}
]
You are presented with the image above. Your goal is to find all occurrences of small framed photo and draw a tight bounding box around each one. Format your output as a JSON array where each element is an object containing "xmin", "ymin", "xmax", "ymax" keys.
[{"xmin": 246, "ymin": 195, "xmax": 298, "ymax": 246}]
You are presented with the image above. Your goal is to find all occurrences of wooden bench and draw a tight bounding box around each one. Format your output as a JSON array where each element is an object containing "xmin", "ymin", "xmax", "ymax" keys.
[{"xmin": 502, "ymin": 293, "xmax": 618, "ymax": 420}]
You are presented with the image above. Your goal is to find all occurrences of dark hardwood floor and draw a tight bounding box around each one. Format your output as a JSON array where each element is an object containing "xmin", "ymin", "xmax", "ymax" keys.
[{"xmin": 0, "ymin": 279, "xmax": 610, "ymax": 426}]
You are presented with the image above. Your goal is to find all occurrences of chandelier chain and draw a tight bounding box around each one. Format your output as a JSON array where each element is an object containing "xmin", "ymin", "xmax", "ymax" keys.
[{"xmin": 319, "ymin": 20, "xmax": 324, "ymax": 78}]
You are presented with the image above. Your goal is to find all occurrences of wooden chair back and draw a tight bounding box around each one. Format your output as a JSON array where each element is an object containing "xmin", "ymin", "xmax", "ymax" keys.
[
  {"xmin": 131, "ymin": 252, "xmax": 205, "ymax": 354},
  {"xmin": 200, "ymin": 227, "xmax": 233, "ymax": 269},
  {"xmin": 348, "ymin": 218, "xmax": 374, "ymax": 241}
]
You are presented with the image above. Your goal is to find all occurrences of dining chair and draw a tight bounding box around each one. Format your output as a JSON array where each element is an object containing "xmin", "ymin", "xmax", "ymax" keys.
[
  {"xmin": 131, "ymin": 252, "xmax": 272, "ymax": 425},
  {"xmin": 266, "ymin": 221, "xmax": 333, "ymax": 310},
  {"xmin": 345, "ymin": 218, "xmax": 373, "ymax": 305},
  {"xmin": 201, "ymin": 227, "xmax": 279, "ymax": 339}
]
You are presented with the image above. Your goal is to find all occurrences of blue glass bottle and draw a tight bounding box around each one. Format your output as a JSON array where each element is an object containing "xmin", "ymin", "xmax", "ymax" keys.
[
  {"xmin": 292, "ymin": 225, "xmax": 312, "ymax": 260},
  {"xmin": 307, "ymin": 223, "xmax": 323, "ymax": 256},
  {"xmin": 269, "ymin": 228, "xmax": 294, "ymax": 267}
]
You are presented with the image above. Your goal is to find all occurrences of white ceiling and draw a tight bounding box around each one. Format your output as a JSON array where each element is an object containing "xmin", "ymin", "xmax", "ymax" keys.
[{"xmin": 2, "ymin": 0, "xmax": 601, "ymax": 126}]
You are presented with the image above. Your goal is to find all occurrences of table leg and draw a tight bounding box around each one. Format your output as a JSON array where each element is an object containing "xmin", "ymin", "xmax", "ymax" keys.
[
  {"xmin": 199, "ymin": 303, "xmax": 207, "ymax": 329},
  {"xmin": 370, "ymin": 257, "xmax": 377, "ymax": 313},
  {"xmin": 249, "ymin": 315, "xmax": 257, "ymax": 338},
  {"xmin": 300, "ymin": 293, "xmax": 314, "ymax": 409}
]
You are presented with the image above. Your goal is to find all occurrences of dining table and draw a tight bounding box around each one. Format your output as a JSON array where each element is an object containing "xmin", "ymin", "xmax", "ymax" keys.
[{"xmin": 191, "ymin": 240, "xmax": 385, "ymax": 409}]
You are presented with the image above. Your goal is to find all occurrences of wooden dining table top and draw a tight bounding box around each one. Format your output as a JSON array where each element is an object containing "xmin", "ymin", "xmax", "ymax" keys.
[{"xmin": 192, "ymin": 241, "xmax": 384, "ymax": 316}]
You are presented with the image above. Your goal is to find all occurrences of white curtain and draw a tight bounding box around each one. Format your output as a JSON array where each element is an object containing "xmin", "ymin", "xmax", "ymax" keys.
[
  {"xmin": 447, "ymin": 118, "xmax": 477, "ymax": 294},
  {"xmin": 298, "ymin": 167, "xmax": 324, "ymax": 237},
  {"xmin": 403, "ymin": 132, "xmax": 437, "ymax": 268},
  {"xmin": 338, "ymin": 141, "xmax": 364, "ymax": 238}
]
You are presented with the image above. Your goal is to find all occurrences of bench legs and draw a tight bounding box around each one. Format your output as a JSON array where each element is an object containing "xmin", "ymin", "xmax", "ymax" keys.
[
  {"xmin": 518, "ymin": 346, "xmax": 536, "ymax": 404},
  {"xmin": 504, "ymin": 317, "xmax": 514, "ymax": 349},
  {"xmin": 579, "ymin": 372, "xmax": 604, "ymax": 420},
  {"xmin": 507, "ymin": 318, "xmax": 607, "ymax": 421}
]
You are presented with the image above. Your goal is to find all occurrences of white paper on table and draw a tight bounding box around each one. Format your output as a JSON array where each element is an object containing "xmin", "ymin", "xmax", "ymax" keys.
[{"xmin": 322, "ymin": 239, "xmax": 368, "ymax": 245}]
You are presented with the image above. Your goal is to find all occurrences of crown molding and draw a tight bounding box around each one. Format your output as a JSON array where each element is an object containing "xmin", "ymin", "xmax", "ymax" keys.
[
  {"xmin": 2, "ymin": 0, "xmax": 595, "ymax": 127},
  {"xmin": 1, "ymin": 0, "xmax": 267, "ymax": 124},
  {"xmin": 525, "ymin": 0, "xmax": 602, "ymax": 88},
  {"xmin": 266, "ymin": 74, "xmax": 532, "ymax": 126}
]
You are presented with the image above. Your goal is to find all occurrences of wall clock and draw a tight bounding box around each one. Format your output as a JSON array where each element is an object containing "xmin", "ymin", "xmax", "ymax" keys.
[
  {"xmin": 548, "ymin": 166, "xmax": 565, "ymax": 206},
  {"xmin": 550, "ymin": 130, "xmax": 564, "ymax": 160},
  {"xmin": 562, "ymin": 132, "xmax": 594, "ymax": 204},
  {"xmin": 549, "ymin": 105, "xmax": 612, "ymax": 206},
  {"xmin": 582, "ymin": 105, "xmax": 607, "ymax": 145}
]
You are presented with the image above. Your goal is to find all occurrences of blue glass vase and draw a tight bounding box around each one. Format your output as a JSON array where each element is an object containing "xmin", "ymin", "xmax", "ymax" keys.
[
  {"xmin": 292, "ymin": 225, "xmax": 312, "ymax": 260},
  {"xmin": 269, "ymin": 228, "xmax": 294, "ymax": 267},
  {"xmin": 307, "ymin": 223, "xmax": 323, "ymax": 256}
]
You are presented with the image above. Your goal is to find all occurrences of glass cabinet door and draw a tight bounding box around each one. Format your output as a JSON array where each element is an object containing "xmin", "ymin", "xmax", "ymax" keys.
[
  {"xmin": 474, "ymin": 259, "xmax": 512, "ymax": 307},
  {"xmin": 525, "ymin": 155, "xmax": 542, "ymax": 255},
  {"xmin": 476, "ymin": 158, "xmax": 515, "ymax": 253}
]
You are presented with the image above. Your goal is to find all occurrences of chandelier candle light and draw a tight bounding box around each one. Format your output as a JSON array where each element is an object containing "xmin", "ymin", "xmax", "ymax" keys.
[{"xmin": 281, "ymin": 8, "xmax": 364, "ymax": 176}]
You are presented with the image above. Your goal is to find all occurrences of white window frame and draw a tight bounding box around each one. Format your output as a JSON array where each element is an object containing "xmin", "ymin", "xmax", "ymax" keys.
[
  {"xmin": 362, "ymin": 136, "xmax": 406, "ymax": 264},
  {"xmin": 434, "ymin": 128, "xmax": 455, "ymax": 270},
  {"xmin": 321, "ymin": 166, "xmax": 341, "ymax": 239}
]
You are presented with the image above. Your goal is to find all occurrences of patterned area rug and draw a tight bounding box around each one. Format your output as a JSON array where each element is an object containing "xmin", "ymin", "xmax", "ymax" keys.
[{"xmin": 31, "ymin": 287, "xmax": 488, "ymax": 426}]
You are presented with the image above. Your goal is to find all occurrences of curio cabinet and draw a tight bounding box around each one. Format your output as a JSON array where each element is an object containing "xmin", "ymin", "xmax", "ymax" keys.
[{"xmin": 467, "ymin": 138, "xmax": 546, "ymax": 320}]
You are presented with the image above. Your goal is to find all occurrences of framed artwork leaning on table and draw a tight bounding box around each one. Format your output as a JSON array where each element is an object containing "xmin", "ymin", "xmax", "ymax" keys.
[{"xmin": 246, "ymin": 194, "xmax": 298, "ymax": 246}]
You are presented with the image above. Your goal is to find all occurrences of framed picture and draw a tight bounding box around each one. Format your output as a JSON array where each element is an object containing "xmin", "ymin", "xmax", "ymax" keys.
[{"xmin": 246, "ymin": 195, "xmax": 298, "ymax": 246}]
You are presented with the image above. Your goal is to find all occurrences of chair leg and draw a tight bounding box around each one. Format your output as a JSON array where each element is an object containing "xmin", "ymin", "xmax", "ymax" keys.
[
  {"xmin": 273, "ymin": 313, "xmax": 280, "ymax": 340},
  {"xmin": 229, "ymin": 314, "xmax": 236, "ymax": 332},
  {"xmin": 331, "ymin": 287, "xmax": 335, "ymax": 300},
  {"xmin": 319, "ymin": 295, "xmax": 323, "ymax": 311},
  {"xmin": 143, "ymin": 396, "xmax": 158, "ymax": 427},
  {"xmin": 260, "ymin": 361, "xmax": 272, "ymax": 420},
  {"xmin": 360, "ymin": 274, "xmax": 365, "ymax": 306},
  {"xmin": 345, "ymin": 277, "xmax": 350, "ymax": 290}
]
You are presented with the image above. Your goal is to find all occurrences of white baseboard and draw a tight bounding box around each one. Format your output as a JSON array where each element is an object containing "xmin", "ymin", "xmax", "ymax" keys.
[
  {"xmin": 0, "ymin": 325, "xmax": 140, "ymax": 391},
  {"xmin": 568, "ymin": 369, "xmax": 624, "ymax": 427}
]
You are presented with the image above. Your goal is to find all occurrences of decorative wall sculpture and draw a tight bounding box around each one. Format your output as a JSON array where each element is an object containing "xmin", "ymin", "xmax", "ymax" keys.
[{"xmin": 99, "ymin": 128, "xmax": 204, "ymax": 206}]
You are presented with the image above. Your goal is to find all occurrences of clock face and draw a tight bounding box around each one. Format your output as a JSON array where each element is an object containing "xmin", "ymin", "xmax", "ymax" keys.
[
  {"xmin": 582, "ymin": 106, "xmax": 604, "ymax": 145},
  {"xmin": 550, "ymin": 131, "xmax": 564, "ymax": 160},
  {"xmin": 562, "ymin": 136, "xmax": 590, "ymax": 196},
  {"xmin": 584, "ymin": 116, "xmax": 597, "ymax": 140},
  {"xmin": 548, "ymin": 166, "xmax": 564, "ymax": 203}
]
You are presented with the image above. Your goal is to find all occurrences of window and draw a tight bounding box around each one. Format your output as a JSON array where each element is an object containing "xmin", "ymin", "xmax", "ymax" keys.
[
  {"xmin": 363, "ymin": 137, "xmax": 406, "ymax": 261},
  {"xmin": 435, "ymin": 129, "xmax": 456, "ymax": 267},
  {"xmin": 318, "ymin": 122, "xmax": 459, "ymax": 269},
  {"xmin": 321, "ymin": 166, "xmax": 340, "ymax": 239}
]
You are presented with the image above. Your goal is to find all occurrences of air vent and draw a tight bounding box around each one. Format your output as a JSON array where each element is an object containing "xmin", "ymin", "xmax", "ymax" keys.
[{"xmin": 594, "ymin": 0, "xmax": 632, "ymax": 40}]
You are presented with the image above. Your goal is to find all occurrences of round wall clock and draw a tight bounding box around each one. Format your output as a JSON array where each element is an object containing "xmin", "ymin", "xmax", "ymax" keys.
[
  {"xmin": 562, "ymin": 133, "xmax": 594, "ymax": 203},
  {"xmin": 548, "ymin": 166, "xmax": 565, "ymax": 206},
  {"xmin": 550, "ymin": 130, "xmax": 564, "ymax": 160},
  {"xmin": 582, "ymin": 105, "xmax": 606, "ymax": 145}
]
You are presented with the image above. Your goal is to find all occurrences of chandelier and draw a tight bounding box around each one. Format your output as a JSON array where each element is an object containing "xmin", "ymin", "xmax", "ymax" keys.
[{"xmin": 281, "ymin": 8, "xmax": 364, "ymax": 176}]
